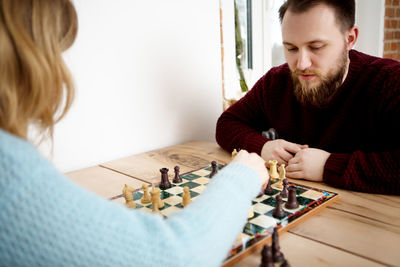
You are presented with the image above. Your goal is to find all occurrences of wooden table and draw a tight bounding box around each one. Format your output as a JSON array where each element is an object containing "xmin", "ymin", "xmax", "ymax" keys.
[{"xmin": 66, "ymin": 141, "xmax": 400, "ymax": 267}]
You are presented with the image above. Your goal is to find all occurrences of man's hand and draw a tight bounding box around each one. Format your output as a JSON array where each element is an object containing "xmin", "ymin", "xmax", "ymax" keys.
[
  {"xmin": 286, "ymin": 148, "xmax": 331, "ymax": 182},
  {"xmin": 261, "ymin": 139, "xmax": 308, "ymax": 165}
]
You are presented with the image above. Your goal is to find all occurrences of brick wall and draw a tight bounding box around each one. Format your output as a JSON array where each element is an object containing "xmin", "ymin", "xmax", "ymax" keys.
[{"xmin": 383, "ymin": 0, "xmax": 400, "ymax": 60}]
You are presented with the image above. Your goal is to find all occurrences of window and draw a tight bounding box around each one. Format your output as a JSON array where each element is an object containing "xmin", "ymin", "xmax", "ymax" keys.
[{"xmin": 220, "ymin": 0, "xmax": 285, "ymax": 108}]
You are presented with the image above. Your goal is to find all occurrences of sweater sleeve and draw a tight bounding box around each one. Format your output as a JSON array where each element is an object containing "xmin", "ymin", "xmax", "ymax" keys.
[
  {"xmin": 216, "ymin": 74, "xmax": 271, "ymax": 154},
  {"xmin": 323, "ymin": 64, "xmax": 400, "ymax": 195},
  {"xmin": 0, "ymin": 132, "xmax": 262, "ymax": 267},
  {"xmin": 324, "ymin": 150, "xmax": 400, "ymax": 195}
]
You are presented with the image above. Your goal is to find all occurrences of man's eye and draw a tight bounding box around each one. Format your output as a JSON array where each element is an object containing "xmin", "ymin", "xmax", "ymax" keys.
[
  {"xmin": 310, "ymin": 46, "xmax": 323, "ymax": 50},
  {"xmin": 287, "ymin": 47, "xmax": 298, "ymax": 52}
]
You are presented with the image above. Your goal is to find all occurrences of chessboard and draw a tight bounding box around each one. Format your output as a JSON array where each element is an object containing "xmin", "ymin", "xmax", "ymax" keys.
[{"xmin": 110, "ymin": 163, "xmax": 339, "ymax": 266}]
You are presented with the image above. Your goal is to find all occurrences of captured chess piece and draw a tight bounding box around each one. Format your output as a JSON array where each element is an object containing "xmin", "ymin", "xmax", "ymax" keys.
[
  {"xmin": 140, "ymin": 184, "xmax": 151, "ymax": 204},
  {"xmin": 173, "ymin": 165, "xmax": 183, "ymax": 183},
  {"xmin": 122, "ymin": 184, "xmax": 136, "ymax": 209},
  {"xmin": 159, "ymin": 168, "xmax": 171, "ymax": 189},
  {"xmin": 285, "ymin": 186, "xmax": 299, "ymax": 209},
  {"xmin": 272, "ymin": 195, "xmax": 285, "ymax": 218},
  {"xmin": 268, "ymin": 160, "xmax": 279, "ymax": 180},
  {"xmin": 182, "ymin": 186, "xmax": 192, "ymax": 207},
  {"xmin": 272, "ymin": 227, "xmax": 284, "ymax": 262},
  {"xmin": 209, "ymin": 161, "xmax": 218, "ymax": 178},
  {"xmin": 280, "ymin": 178, "xmax": 289, "ymax": 198},
  {"xmin": 260, "ymin": 244, "xmax": 274, "ymax": 267}
]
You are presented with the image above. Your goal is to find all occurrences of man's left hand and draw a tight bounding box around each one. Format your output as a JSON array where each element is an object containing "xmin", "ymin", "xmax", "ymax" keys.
[{"xmin": 286, "ymin": 148, "xmax": 331, "ymax": 182}]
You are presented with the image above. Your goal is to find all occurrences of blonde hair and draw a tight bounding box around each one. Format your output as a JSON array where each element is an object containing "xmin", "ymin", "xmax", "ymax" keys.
[{"xmin": 0, "ymin": 0, "xmax": 77, "ymax": 139}]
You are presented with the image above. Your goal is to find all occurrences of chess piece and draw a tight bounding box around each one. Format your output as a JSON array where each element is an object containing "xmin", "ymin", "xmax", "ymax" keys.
[
  {"xmin": 275, "ymin": 164, "xmax": 285, "ymax": 189},
  {"xmin": 231, "ymin": 149, "xmax": 238, "ymax": 159},
  {"xmin": 285, "ymin": 186, "xmax": 299, "ymax": 209},
  {"xmin": 272, "ymin": 227, "xmax": 284, "ymax": 262},
  {"xmin": 159, "ymin": 168, "xmax": 171, "ymax": 189},
  {"xmin": 248, "ymin": 207, "xmax": 254, "ymax": 218},
  {"xmin": 272, "ymin": 195, "xmax": 285, "ymax": 218},
  {"xmin": 260, "ymin": 244, "xmax": 274, "ymax": 267},
  {"xmin": 264, "ymin": 178, "xmax": 274, "ymax": 195},
  {"xmin": 268, "ymin": 160, "xmax": 279, "ymax": 179},
  {"xmin": 150, "ymin": 185, "xmax": 159, "ymax": 213},
  {"xmin": 140, "ymin": 184, "xmax": 151, "ymax": 204},
  {"xmin": 280, "ymin": 178, "xmax": 289, "ymax": 198},
  {"xmin": 182, "ymin": 186, "xmax": 192, "ymax": 207},
  {"xmin": 173, "ymin": 166, "xmax": 182, "ymax": 183},
  {"xmin": 122, "ymin": 184, "xmax": 136, "ymax": 209},
  {"xmin": 209, "ymin": 161, "xmax": 218, "ymax": 178}
]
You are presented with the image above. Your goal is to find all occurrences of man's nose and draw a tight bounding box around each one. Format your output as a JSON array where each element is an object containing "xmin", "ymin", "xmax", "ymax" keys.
[{"xmin": 296, "ymin": 50, "xmax": 312, "ymax": 71}]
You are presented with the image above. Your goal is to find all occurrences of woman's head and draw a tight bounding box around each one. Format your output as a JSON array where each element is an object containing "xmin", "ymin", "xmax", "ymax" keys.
[{"xmin": 0, "ymin": 0, "xmax": 77, "ymax": 139}]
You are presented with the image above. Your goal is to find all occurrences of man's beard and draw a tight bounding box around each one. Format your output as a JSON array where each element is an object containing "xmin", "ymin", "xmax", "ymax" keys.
[{"xmin": 291, "ymin": 48, "xmax": 348, "ymax": 107}]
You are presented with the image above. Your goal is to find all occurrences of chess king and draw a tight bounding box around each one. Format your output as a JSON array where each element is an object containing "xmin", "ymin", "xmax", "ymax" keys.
[{"xmin": 216, "ymin": 0, "xmax": 400, "ymax": 195}]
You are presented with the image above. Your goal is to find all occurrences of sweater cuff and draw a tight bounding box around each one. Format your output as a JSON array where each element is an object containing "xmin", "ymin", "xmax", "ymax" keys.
[{"xmin": 323, "ymin": 153, "xmax": 351, "ymax": 186}]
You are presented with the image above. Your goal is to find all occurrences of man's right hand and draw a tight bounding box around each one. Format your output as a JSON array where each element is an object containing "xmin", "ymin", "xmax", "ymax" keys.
[{"xmin": 261, "ymin": 139, "xmax": 308, "ymax": 165}]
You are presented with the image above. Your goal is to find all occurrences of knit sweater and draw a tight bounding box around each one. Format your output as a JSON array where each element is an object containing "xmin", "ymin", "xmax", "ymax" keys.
[
  {"xmin": 0, "ymin": 129, "xmax": 261, "ymax": 266},
  {"xmin": 216, "ymin": 50, "xmax": 400, "ymax": 195}
]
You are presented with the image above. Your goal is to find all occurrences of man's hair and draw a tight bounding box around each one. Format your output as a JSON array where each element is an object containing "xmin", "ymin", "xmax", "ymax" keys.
[
  {"xmin": 0, "ymin": 0, "xmax": 78, "ymax": 140},
  {"xmin": 279, "ymin": 0, "xmax": 355, "ymax": 32}
]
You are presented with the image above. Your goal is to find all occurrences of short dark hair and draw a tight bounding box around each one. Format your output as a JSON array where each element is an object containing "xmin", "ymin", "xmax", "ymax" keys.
[{"xmin": 279, "ymin": 0, "xmax": 355, "ymax": 32}]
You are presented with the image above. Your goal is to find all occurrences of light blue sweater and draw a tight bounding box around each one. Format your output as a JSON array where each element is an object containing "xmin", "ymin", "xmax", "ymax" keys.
[{"xmin": 0, "ymin": 129, "xmax": 261, "ymax": 267}]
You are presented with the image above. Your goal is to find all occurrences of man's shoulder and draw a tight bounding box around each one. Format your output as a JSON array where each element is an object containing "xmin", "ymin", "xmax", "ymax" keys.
[{"xmin": 350, "ymin": 50, "xmax": 400, "ymax": 74}]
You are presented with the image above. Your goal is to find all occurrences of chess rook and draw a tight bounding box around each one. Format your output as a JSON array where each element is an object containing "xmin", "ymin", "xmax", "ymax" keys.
[
  {"xmin": 285, "ymin": 186, "xmax": 299, "ymax": 209},
  {"xmin": 209, "ymin": 161, "xmax": 218, "ymax": 178},
  {"xmin": 159, "ymin": 168, "xmax": 171, "ymax": 189}
]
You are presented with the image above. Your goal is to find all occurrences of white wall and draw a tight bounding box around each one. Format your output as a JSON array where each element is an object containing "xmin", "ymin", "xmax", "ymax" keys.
[{"xmin": 40, "ymin": 0, "xmax": 223, "ymax": 172}]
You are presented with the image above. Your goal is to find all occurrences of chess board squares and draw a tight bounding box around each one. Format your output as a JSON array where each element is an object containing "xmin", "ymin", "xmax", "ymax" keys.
[
  {"xmin": 181, "ymin": 173, "xmax": 202, "ymax": 181},
  {"xmin": 299, "ymin": 189, "xmax": 326, "ymax": 200},
  {"xmin": 191, "ymin": 169, "xmax": 211, "ymax": 177},
  {"xmin": 249, "ymin": 215, "xmax": 277, "ymax": 229},
  {"xmin": 191, "ymin": 177, "xmax": 210, "ymax": 185},
  {"xmin": 162, "ymin": 195, "xmax": 182, "ymax": 206},
  {"xmin": 252, "ymin": 202, "xmax": 275, "ymax": 215},
  {"xmin": 190, "ymin": 185, "xmax": 206, "ymax": 194},
  {"xmin": 164, "ymin": 185, "xmax": 184, "ymax": 195},
  {"xmin": 160, "ymin": 206, "xmax": 181, "ymax": 217}
]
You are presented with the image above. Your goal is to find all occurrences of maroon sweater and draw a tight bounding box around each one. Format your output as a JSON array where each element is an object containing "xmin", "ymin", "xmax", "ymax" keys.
[{"xmin": 216, "ymin": 50, "xmax": 400, "ymax": 195}]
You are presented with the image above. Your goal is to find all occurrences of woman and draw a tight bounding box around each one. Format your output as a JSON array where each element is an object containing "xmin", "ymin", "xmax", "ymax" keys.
[{"xmin": 0, "ymin": 0, "xmax": 268, "ymax": 266}]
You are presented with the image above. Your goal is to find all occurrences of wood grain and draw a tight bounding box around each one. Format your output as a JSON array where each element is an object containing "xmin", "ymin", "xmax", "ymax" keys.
[
  {"xmin": 230, "ymin": 232, "xmax": 384, "ymax": 267},
  {"xmin": 100, "ymin": 141, "xmax": 231, "ymax": 184},
  {"xmin": 66, "ymin": 166, "xmax": 148, "ymax": 198}
]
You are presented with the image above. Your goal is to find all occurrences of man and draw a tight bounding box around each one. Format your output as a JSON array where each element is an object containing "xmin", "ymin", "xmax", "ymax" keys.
[{"xmin": 216, "ymin": 0, "xmax": 400, "ymax": 195}]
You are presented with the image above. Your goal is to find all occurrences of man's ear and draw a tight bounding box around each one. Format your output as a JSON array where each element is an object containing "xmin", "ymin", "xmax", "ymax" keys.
[{"xmin": 346, "ymin": 26, "xmax": 358, "ymax": 50}]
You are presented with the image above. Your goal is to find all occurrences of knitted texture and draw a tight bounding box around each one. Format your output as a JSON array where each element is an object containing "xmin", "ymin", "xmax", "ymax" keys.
[
  {"xmin": 0, "ymin": 129, "xmax": 261, "ymax": 266},
  {"xmin": 216, "ymin": 50, "xmax": 400, "ymax": 195}
]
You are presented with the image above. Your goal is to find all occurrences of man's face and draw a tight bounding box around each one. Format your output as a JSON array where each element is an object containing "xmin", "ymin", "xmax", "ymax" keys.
[{"xmin": 281, "ymin": 4, "xmax": 350, "ymax": 106}]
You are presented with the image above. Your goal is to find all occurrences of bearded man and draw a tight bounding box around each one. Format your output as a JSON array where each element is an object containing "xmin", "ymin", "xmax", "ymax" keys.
[{"xmin": 216, "ymin": 0, "xmax": 400, "ymax": 195}]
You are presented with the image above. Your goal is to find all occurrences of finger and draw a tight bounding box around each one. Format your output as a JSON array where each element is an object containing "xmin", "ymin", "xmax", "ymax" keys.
[
  {"xmin": 277, "ymin": 150, "xmax": 294, "ymax": 164},
  {"xmin": 286, "ymin": 163, "xmax": 301, "ymax": 172},
  {"xmin": 286, "ymin": 170, "xmax": 304, "ymax": 179},
  {"xmin": 283, "ymin": 141, "xmax": 305, "ymax": 154}
]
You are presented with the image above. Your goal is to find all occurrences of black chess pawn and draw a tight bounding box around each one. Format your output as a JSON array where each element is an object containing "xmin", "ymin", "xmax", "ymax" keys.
[
  {"xmin": 260, "ymin": 244, "xmax": 274, "ymax": 267},
  {"xmin": 209, "ymin": 161, "xmax": 218, "ymax": 178},
  {"xmin": 272, "ymin": 227, "xmax": 284, "ymax": 262},
  {"xmin": 173, "ymin": 166, "xmax": 182, "ymax": 183},
  {"xmin": 280, "ymin": 178, "xmax": 289, "ymax": 198},
  {"xmin": 159, "ymin": 168, "xmax": 171, "ymax": 190},
  {"xmin": 264, "ymin": 178, "xmax": 274, "ymax": 195},
  {"xmin": 272, "ymin": 195, "xmax": 285, "ymax": 218},
  {"xmin": 285, "ymin": 186, "xmax": 299, "ymax": 209}
]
